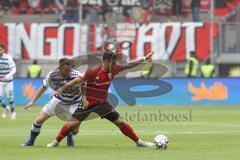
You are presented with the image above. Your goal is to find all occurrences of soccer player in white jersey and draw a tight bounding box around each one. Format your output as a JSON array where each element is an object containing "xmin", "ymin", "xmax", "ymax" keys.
[
  {"xmin": 0, "ymin": 44, "xmax": 17, "ymax": 120},
  {"xmin": 21, "ymin": 58, "xmax": 82, "ymax": 147}
]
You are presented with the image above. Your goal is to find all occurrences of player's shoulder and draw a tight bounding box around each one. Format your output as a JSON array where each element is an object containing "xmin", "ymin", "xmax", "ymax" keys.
[
  {"xmin": 49, "ymin": 69, "xmax": 59, "ymax": 78},
  {"xmin": 70, "ymin": 70, "xmax": 83, "ymax": 77},
  {"xmin": 1, "ymin": 53, "xmax": 12, "ymax": 60},
  {"xmin": 89, "ymin": 65, "xmax": 102, "ymax": 72}
]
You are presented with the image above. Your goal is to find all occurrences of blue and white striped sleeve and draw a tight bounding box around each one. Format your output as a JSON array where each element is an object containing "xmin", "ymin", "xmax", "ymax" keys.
[{"xmin": 42, "ymin": 73, "xmax": 50, "ymax": 88}]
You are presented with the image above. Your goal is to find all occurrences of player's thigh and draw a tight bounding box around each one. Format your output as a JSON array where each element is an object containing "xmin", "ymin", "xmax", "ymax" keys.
[
  {"xmin": 61, "ymin": 102, "xmax": 79, "ymax": 121},
  {"xmin": 68, "ymin": 117, "xmax": 82, "ymax": 134},
  {"xmin": 68, "ymin": 116, "xmax": 82, "ymax": 129},
  {"xmin": 41, "ymin": 97, "xmax": 61, "ymax": 117},
  {"xmin": 94, "ymin": 102, "xmax": 120, "ymax": 122},
  {"xmin": 4, "ymin": 82, "xmax": 13, "ymax": 100},
  {"xmin": 72, "ymin": 106, "xmax": 91, "ymax": 122}
]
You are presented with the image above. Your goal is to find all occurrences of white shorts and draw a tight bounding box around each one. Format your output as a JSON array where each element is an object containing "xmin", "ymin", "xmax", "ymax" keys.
[
  {"xmin": 0, "ymin": 81, "xmax": 14, "ymax": 100},
  {"xmin": 42, "ymin": 96, "xmax": 79, "ymax": 120}
]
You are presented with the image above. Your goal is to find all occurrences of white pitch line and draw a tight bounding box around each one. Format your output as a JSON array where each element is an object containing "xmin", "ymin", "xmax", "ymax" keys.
[{"xmin": 1, "ymin": 130, "xmax": 240, "ymax": 137}]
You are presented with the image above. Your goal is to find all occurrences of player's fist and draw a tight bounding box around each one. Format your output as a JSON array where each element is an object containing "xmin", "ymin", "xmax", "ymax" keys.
[
  {"xmin": 53, "ymin": 88, "xmax": 62, "ymax": 96},
  {"xmin": 53, "ymin": 91, "xmax": 60, "ymax": 96},
  {"xmin": 24, "ymin": 101, "xmax": 34, "ymax": 110},
  {"xmin": 145, "ymin": 51, "xmax": 154, "ymax": 61}
]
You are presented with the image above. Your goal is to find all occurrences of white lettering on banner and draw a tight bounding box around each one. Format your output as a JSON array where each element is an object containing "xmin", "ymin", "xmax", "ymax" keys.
[
  {"xmin": 159, "ymin": 23, "xmax": 181, "ymax": 60},
  {"xmin": 58, "ymin": 24, "xmax": 80, "ymax": 58},
  {"xmin": 137, "ymin": 23, "xmax": 161, "ymax": 58},
  {"xmin": 4, "ymin": 23, "xmax": 16, "ymax": 58},
  {"xmin": 80, "ymin": 24, "xmax": 89, "ymax": 55},
  {"xmin": 1, "ymin": 22, "xmax": 216, "ymax": 60},
  {"xmin": 16, "ymin": 23, "xmax": 38, "ymax": 59},
  {"xmin": 95, "ymin": 24, "xmax": 105, "ymax": 49},
  {"xmin": 116, "ymin": 23, "xmax": 137, "ymax": 59},
  {"xmin": 137, "ymin": 22, "xmax": 204, "ymax": 60},
  {"xmin": 183, "ymin": 23, "xmax": 203, "ymax": 58},
  {"xmin": 37, "ymin": 23, "xmax": 59, "ymax": 59}
]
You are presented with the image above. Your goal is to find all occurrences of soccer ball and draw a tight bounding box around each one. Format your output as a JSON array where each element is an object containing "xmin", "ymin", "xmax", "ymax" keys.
[{"xmin": 153, "ymin": 134, "xmax": 169, "ymax": 149}]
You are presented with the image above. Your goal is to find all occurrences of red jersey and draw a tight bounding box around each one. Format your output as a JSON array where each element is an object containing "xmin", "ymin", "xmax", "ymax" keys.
[{"xmin": 80, "ymin": 64, "xmax": 123, "ymax": 105}]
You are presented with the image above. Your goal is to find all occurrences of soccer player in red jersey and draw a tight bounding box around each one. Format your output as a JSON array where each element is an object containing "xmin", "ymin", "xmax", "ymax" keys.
[{"xmin": 47, "ymin": 51, "xmax": 155, "ymax": 147}]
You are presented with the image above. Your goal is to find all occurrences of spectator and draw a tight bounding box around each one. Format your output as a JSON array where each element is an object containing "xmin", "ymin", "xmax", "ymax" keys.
[
  {"xmin": 184, "ymin": 51, "xmax": 199, "ymax": 78},
  {"xmin": 27, "ymin": 0, "xmax": 41, "ymax": 13},
  {"xmin": 55, "ymin": 0, "xmax": 67, "ymax": 11},
  {"xmin": 27, "ymin": 0, "xmax": 40, "ymax": 8},
  {"xmin": 85, "ymin": 5, "xmax": 102, "ymax": 23},
  {"xmin": 27, "ymin": 60, "xmax": 42, "ymax": 78},
  {"xmin": 0, "ymin": 0, "xmax": 11, "ymax": 10},
  {"xmin": 101, "ymin": 1, "xmax": 113, "ymax": 23},
  {"xmin": 200, "ymin": 58, "xmax": 215, "ymax": 78},
  {"xmin": 123, "ymin": 6, "xmax": 133, "ymax": 23},
  {"xmin": 41, "ymin": 0, "xmax": 55, "ymax": 13},
  {"xmin": 57, "ymin": 0, "xmax": 79, "ymax": 23},
  {"xmin": 55, "ymin": 0, "xmax": 67, "ymax": 21},
  {"xmin": 172, "ymin": 0, "xmax": 182, "ymax": 17},
  {"xmin": 139, "ymin": 0, "xmax": 152, "ymax": 23},
  {"xmin": 191, "ymin": 0, "xmax": 201, "ymax": 22},
  {"xmin": 10, "ymin": 0, "xmax": 20, "ymax": 8}
]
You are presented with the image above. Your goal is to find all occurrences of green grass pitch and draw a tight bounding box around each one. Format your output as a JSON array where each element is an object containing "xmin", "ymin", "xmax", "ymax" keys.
[{"xmin": 0, "ymin": 106, "xmax": 240, "ymax": 160}]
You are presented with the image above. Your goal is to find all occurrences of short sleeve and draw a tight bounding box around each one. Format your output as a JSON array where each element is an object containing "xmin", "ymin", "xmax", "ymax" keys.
[
  {"xmin": 42, "ymin": 73, "xmax": 50, "ymax": 88},
  {"xmin": 8, "ymin": 56, "xmax": 16, "ymax": 69}
]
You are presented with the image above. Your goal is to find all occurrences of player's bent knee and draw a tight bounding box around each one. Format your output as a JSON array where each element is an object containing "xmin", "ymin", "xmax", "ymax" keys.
[
  {"xmin": 114, "ymin": 119, "xmax": 125, "ymax": 128},
  {"xmin": 71, "ymin": 128, "xmax": 79, "ymax": 135},
  {"xmin": 35, "ymin": 117, "xmax": 46, "ymax": 124},
  {"xmin": 36, "ymin": 113, "xmax": 50, "ymax": 124},
  {"xmin": 68, "ymin": 120, "xmax": 81, "ymax": 128}
]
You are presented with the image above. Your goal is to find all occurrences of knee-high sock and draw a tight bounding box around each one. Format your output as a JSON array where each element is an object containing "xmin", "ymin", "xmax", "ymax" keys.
[
  {"xmin": 120, "ymin": 123, "xmax": 139, "ymax": 142},
  {"xmin": 56, "ymin": 124, "xmax": 70, "ymax": 142},
  {"xmin": 28, "ymin": 121, "xmax": 42, "ymax": 143},
  {"xmin": 9, "ymin": 100, "xmax": 15, "ymax": 112},
  {"xmin": 0, "ymin": 99, "xmax": 6, "ymax": 109}
]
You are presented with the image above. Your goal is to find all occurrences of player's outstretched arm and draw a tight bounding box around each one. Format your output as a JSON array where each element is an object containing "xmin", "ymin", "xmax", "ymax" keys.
[
  {"xmin": 121, "ymin": 51, "xmax": 154, "ymax": 70},
  {"xmin": 24, "ymin": 86, "xmax": 47, "ymax": 110},
  {"xmin": 53, "ymin": 76, "xmax": 82, "ymax": 96}
]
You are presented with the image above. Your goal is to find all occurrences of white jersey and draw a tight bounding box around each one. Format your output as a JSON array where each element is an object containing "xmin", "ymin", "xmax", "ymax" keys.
[
  {"xmin": 43, "ymin": 69, "xmax": 82, "ymax": 104},
  {"xmin": 0, "ymin": 53, "xmax": 16, "ymax": 82}
]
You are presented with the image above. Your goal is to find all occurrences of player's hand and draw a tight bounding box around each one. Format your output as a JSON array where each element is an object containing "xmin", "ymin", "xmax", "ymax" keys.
[
  {"xmin": 82, "ymin": 96, "xmax": 89, "ymax": 109},
  {"xmin": 1, "ymin": 77, "xmax": 9, "ymax": 82},
  {"xmin": 53, "ymin": 88, "xmax": 62, "ymax": 96},
  {"xmin": 145, "ymin": 51, "xmax": 154, "ymax": 61},
  {"xmin": 24, "ymin": 101, "xmax": 34, "ymax": 110}
]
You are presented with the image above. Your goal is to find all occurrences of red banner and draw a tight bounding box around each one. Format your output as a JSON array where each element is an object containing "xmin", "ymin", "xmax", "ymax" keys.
[{"xmin": 0, "ymin": 23, "xmax": 218, "ymax": 61}]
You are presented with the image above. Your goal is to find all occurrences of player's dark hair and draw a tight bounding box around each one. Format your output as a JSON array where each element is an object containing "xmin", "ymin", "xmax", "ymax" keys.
[
  {"xmin": 59, "ymin": 58, "xmax": 72, "ymax": 67},
  {"xmin": 0, "ymin": 44, "xmax": 5, "ymax": 49},
  {"xmin": 103, "ymin": 51, "xmax": 117, "ymax": 61}
]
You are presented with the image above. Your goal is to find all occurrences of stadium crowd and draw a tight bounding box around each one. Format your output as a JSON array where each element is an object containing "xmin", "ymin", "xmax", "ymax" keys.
[{"xmin": 0, "ymin": 0, "xmax": 239, "ymax": 23}]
